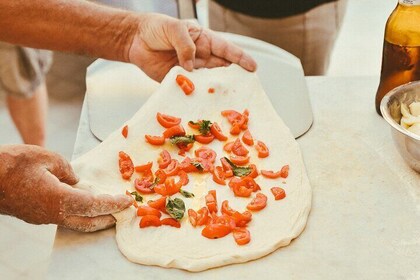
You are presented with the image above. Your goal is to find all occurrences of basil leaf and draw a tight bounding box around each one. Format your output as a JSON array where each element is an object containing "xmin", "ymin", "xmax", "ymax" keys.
[
  {"xmin": 169, "ymin": 135, "xmax": 195, "ymax": 145},
  {"xmin": 198, "ymin": 120, "xmax": 212, "ymax": 135},
  {"xmin": 130, "ymin": 191, "xmax": 143, "ymax": 203},
  {"xmin": 224, "ymin": 157, "xmax": 252, "ymax": 177},
  {"xmin": 166, "ymin": 197, "xmax": 186, "ymax": 221},
  {"xmin": 180, "ymin": 189, "xmax": 195, "ymax": 198},
  {"xmin": 191, "ymin": 161, "xmax": 204, "ymax": 172}
]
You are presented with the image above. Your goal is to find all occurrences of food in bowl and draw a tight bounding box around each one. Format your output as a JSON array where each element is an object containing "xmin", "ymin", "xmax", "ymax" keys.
[{"xmin": 400, "ymin": 101, "xmax": 420, "ymax": 135}]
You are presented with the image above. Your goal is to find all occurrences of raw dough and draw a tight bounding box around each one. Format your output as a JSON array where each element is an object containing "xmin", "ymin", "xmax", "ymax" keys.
[
  {"xmin": 401, "ymin": 102, "xmax": 420, "ymax": 136},
  {"xmin": 71, "ymin": 65, "xmax": 312, "ymax": 271}
]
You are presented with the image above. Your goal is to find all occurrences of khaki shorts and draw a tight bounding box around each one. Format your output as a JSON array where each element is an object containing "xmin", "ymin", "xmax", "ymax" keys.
[
  {"xmin": 0, "ymin": 42, "xmax": 53, "ymax": 98},
  {"xmin": 209, "ymin": 0, "xmax": 347, "ymax": 75}
]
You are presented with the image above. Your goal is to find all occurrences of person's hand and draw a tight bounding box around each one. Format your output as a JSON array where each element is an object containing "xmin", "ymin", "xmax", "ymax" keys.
[
  {"xmin": 0, "ymin": 145, "xmax": 132, "ymax": 232},
  {"xmin": 128, "ymin": 13, "xmax": 257, "ymax": 81}
]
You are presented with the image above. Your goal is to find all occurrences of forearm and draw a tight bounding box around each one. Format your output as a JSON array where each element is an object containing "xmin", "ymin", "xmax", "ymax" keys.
[{"xmin": 0, "ymin": 0, "xmax": 139, "ymax": 62}]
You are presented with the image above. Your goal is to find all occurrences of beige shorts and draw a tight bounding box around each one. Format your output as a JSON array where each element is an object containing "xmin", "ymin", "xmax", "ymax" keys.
[
  {"xmin": 209, "ymin": 0, "xmax": 347, "ymax": 75},
  {"xmin": 0, "ymin": 42, "xmax": 53, "ymax": 98}
]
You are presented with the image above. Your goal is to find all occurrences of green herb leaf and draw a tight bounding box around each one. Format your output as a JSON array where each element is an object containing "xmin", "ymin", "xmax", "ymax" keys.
[
  {"xmin": 180, "ymin": 189, "xmax": 195, "ymax": 198},
  {"xmin": 198, "ymin": 120, "xmax": 212, "ymax": 135},
  {"xmin": 166, "ymin": 197, "xmax": 186, "ymax": 221},
  {"xmin": 224, "ymin": 157, "xmax": 252, "ymax": 177},
  {"xmin": 169, "ymin": 135, "xmax": 195, "ymax": 145},
  {"xmin": 191, "ymin": 161, "xmax": 204, "ymax": 172},
  {"xmin": 130, "ymin": 191, "xmax": 143, "ymax": 203}
]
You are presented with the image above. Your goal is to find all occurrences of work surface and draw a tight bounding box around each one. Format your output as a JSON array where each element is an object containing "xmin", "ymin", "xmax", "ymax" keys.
[{"xmin": 47, "ymin": 76, "xmax": 419, "ymax": 280}]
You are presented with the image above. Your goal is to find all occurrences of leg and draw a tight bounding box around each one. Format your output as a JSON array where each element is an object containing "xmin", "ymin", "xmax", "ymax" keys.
[{"xmin": 6, "ymin": 82, "xmax": 48, "ymax": 147}]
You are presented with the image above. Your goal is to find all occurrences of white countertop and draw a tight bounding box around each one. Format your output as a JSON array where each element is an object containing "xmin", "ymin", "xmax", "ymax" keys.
[{"xmin": 47, "ymin": 75, "xmax": 419, "ymax": 280}]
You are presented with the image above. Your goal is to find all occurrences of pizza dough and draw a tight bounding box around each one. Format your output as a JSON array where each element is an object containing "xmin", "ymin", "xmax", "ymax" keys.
[
  {"xmin": 401, "ymin": 102, "xmax": 420, "ymax": 136},
  {"xmin": 71, "ymin": 65, "xmax": 312, "ymax": 271}
]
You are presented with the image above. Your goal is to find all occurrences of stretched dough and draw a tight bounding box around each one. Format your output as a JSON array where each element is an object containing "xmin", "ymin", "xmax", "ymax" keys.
[{"xmin": 71, "ymin": 65, "xmax": 312, "ymax": 271}]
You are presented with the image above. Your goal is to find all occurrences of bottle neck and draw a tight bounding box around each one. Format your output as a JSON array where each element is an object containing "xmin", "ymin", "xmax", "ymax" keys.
[{"xmin": 399, "ymin": 0, "xmax": 420, "ymax": 5}]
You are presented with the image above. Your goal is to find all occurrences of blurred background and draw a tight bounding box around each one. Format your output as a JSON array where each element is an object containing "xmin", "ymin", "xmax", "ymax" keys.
[{"xmin": 0, "ymin": 0, "xmax": 397, "ymax": 279}]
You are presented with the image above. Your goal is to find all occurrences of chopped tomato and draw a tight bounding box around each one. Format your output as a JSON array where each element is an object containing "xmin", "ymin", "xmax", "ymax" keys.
[
  {"xmin": 118, "ymin": 151, "xmax": 134, "ymax": 180},
  {"xmin": 212, "ymin": 166, "xmax": 226, "ymax": 185},
  {"xmin": 205, "ymin": 190, "xmax": 218, "ymax": 213},
  {"xmin": 209, "ymin": 214, "xmax": 236, "ymax": 230},
  {"xmin": 158, "ymin": 150, "xmax": 172, "ymax": 169},
  {"xmin": 176, "ymin": 74, "xmax": 195, "ymax": 95},
  {"xmin": 221, "ymin": 110, "xmax": 242, "ymax": 124},
  {"xmin": 230, "ymin": 123, "xmax": 241, "ymax": 135},
  {"xmin": 154, "ymin": 169, "xmax": 167, "ymax": 184},
  {"xmin": 145, "ymin": 135, "xmax": 165, "ymax": 146},
  {"xmin": 248, "ymin": 164, "xmax": 259, "ymax": 178},
  {"xmin": 134, "ymin": 177, "xmax": 154, "ymax": 194},
  {"xmin": 134, "ymin": 161, "xmax": 153, "ymax": 173},
  {"xmin": 139, "ymin": 215, "xmax": 162, "ymax": 228},
  {"xmin": 194, "ymin": 134, "xmax": 215, "ymax": 144},
  {"xmin": 232, "ymin": 184, "xmax": 253, "ymax": 197},
  {"xmin": 233, "ymin": 228, "xmax": 251, "ymax": 245},
  {"xmin": 163, "ymin": 124, "xmax": 186, "ymax": 139},
  {"xmin": 229, "ymin": 177, "xmax": 260, "ymax": 197},
  {"xmin": 229, "ymin": 155, "xmax": 250, "ymax": 165},
  {"xmin": 188, "ymin": 121, "xmax": 200, "ymax": 130},
  {"xmin": 154, "ymin": 178, "xmax": 182, "ymax": 196},
  {"xmin": 177, "ymin": 170, "xmax": 189, "ymax": 186},
  {"xmin": 261, "ymin": 165, "xmax": 289, "ymax": 179},
  {"xmin": 201, "ymin": 223, "xmax": 232, "ymax": 239},
  {"xmin": 242, "ymin": 129, "xmax": 254, "ymax": 146},
  {"xmin": 280, "ymin": 165, "xmax": 289, "ymax": 178},
  {"xmin": 238, "ymin": 109, "xmax": 249, "ymax": 130},
  {"xmin": 121, "ymin": 125, "xmax": 128, "ymax": 138},
  {"xmin": 221, "ymin": 200, "xmax": 236, "ymax": 216},
  {"xmin": 210, "ymin": 122, "xmax": 227, "ymax": 141},
  {"xmin": 147, "ymin": 196, "xmax": 167, "ymax": 211},
  {"xmin": 231, "ymin": 211, "xmax": 252, "ymax": 227},
  {"xmin": 208, "ymin": 87, "xmax": 215, "ymax": 94},
  {"xmin": 247, "ymin": 193, "xmax": 267, "ymax": 211},
  {"xmin": 156, "ymin": 112, "xmax": 181, "ymax": 128},
  {"xmin": 161, "ymin": 218, "xmax": 181, "ymax": 228},
  {"xmin": 232, "ymin": 138, "xmax": 249, "ymax": 156},
  {"xmin": 195, "ymin": 146, "xmax": 217, "ymax": 163},
  {"xmin": 271, "ymin": 187, "xmax": 286, "ymax": 200},
  {"xmin": 220, "ymin": 157, "xmax": 233, "ymax": 173},
  {"xmin": 255, "ymin": 140, "xmax": 269, "ymax": 158},
  {"xmin": 164, "ymin": 159, "xmax": 180, "ymax": 176},
  {"xmin": 223, "ymin": 141, "xmax": 234, "ymax": 153},
  {"xmin": 177, "ymin": 142, "xmax": 194, "ymax": 156},
  {"xmin": 188, "ymin": 207, "xmax": 209, "ymax": 227},
  {"xmin": 179, "ymin": 157, "xmax": 196, "ymax": 172},
  {"xmin": 137, "ymin": 206, "xmax": 162, "ymax": 218}
]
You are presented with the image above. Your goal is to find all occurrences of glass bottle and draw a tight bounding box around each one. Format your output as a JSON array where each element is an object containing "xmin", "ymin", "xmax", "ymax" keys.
[{"xmin": 375, "ymin": 0, "xmax": 420, "ymax": 115}]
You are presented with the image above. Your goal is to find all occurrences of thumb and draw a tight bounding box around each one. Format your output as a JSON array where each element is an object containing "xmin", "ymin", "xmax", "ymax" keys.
[{"xmin": 170, "ymin": 20, "xmax": 199, "ymax": 71}]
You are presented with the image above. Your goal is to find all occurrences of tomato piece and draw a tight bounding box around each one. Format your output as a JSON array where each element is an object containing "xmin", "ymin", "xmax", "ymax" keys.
[
  {"xmin": 165, "ymin": 178, "xmax": 182, "ymax": 196},
  {"xmin": 210, "ymin": 122, "xmax": 228, "ymax": 141},
  {"xmin": 209, "ymin": 214, "xmax": 236, "ymax": 230},
  {"xmin": 232, "ymin": 138, "xmax": 249, "ymax": 156},
  {"xmin": 261, "ymin": 165, "xmax": 289, "ymax": 179},
  {"xmin": 145, "ymin": 135, "xmax": 165, "ymax": 146},
  {"xmin": 118, "ymin": 151, "xmax": 134, "ymax": 180},
  {"xmin": 208, "ymin": 87, "xmax": 215, "ymax": 94},
  {"xmin": 231, "ymin": 211, "xmax": 252, "ymax": 227},
  {"xmin": 156, "ymin": 112, "xmax": 181, "ymax": 128},
  {"xmin": 164, "ymin": 159, "xmax": 180, "ymax": 176},
  {"xmin": 188, "ymin": 121, "xmax": 200, "ymax": 130},
  {"xmin": 134, "ymin": 161, "xmax": 153, "ymax": 173},
  {"xmin": 280, "ymin": 165, "xmax": 289, "ymax": 178},
  {"xmin": 237, "ymin": 109, "xmax": 249, "ymax": 130},
  {"xmin": 134, "ymin": 177, "xmax": 154, "ymax": 194},
  {"xmin": 188, "ymin": 207, "xmax": 209, "ymax": 227},
  {"xmin": 255, "ymin": 140, "xmax": 269, "ymax": 158},
  {"xmin": 242, "ymin": 129, "xmax": 254, "ymax": 146},
  {"xmin": 229, "ymin": 177, "xmax": 259, "ymax": 197},
  {"xmin": 121, "ymin": 125, "xmax": 128, "ymax": 138},
  {"xmin": 194, "ymin": 134, "xmax": 215, "ymax": 144},
  {"xmin": 229, "ymin": 155, "xmax": 250, "ymax": 165},
  {"xmin": 201, "ymin": 223, "xmax": 232, "ymax": 239},
  {"xmin": 179, "ymin": 157, "xmax": 196, "ymax": 172},
  {"xmin": 188, "ymin": 209, "xmax": 198, "ymax": 227},
  {"xmin": 147, "ymin": 196, "xmax": 167, "ymax": 211},
  {"xmin": 139, "ymin": 215, "xmax": 162, "ymax": 228},
  {"xmin": 178, "ymin": 142, "xmax": 194, "ymax": 156},
  {"xmin": 205, "ymin": 190, "xmax": 218, "ymax": 213},
  {"xmin": 223, "ymin": 141, "xmax": 234, "ymax": 153},
  {"xmin": 163, "ymin": 124, "xmax": 186, "ymax": 139},
  {"xmin": 221, "ymin": 110, "xmax": 242, "ymax": 124},
  {"xmin": 137, "ymin": 206, "xmax": 162, "ymax": 218},
  {"xmin": 248, "ymin": 164, "xmax": 259, "ymax": 178},
  {"xmin": 154, "ymin": 169, "xmax": 167, "ymax": 184},
  {"xmin": 271, "ymin": 187, "xmax": 286, "ymax": 200},
  {"xmin": 212, "ymin": 166, "xmax": 226, "ymax": 185},
  {"xmin": 247, "ymin": 193, "xmax": 267, "ymax": 211},
  {"xmin": 176, "ymin": 74, "xmax": 195, "ymax": 95},
  {"xmin": 161, "ymin": 218, "xmax": 181, "ymax": 228},
  {"xmin": 233, "ymin": 228, "xmax": 251, "ymax": 245},
  {"xmin": 220, "ymin": 157, "xmax": 233, "ymax": 173},
  {"xmin": 158, "ymin": 150, "xmax": 172, "ymax": 169},
  {"xmin": 230, "ymin": 123, "xmax": 241, "ymax": 135},
  {"xmin": 221, "ymin": 200, "xmax": 236, "ymax": 216},
  {"xmin": 195, "ymin": 146, "xmax": 217, "ymax": 163}
]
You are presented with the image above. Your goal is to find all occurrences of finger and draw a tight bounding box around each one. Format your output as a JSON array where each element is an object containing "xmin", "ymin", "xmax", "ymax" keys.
[
  {"xmin": 206, "ymin": 30, "xmax": 257, "ymax": 72},
  {"xmin": 194, "ymin": 56, "xmax": 231, "ymax": 69},
  {"xmin": 60, "ymin": 214, "xmax": 116, "ymax": 232},
  {"xmin": 44, "ymin": 152, "xmax": 79, "ymax": 185},
  {"xmin": 169, "ymin": 20, "xmax": 198, "ymax": 71}
]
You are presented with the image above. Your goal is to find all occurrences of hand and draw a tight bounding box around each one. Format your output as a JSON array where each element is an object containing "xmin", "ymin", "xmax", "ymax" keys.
[
  {"xmin": 128, "ymin": 13, "xmax": 257, "ymax": 81},
  {"xmin": 0, "ymin": 145, "xmax": 132, "ymax": 232}
]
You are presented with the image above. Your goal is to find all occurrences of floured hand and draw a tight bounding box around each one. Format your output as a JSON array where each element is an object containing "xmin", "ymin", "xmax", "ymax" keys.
[{"xmin": 0, "ymin": 145, "xmax": 132, "ymax": 232}]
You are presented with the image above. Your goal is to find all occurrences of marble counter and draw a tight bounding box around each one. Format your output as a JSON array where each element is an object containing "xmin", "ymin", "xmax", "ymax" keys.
[{"xmin": 47, "ymin": 76, "xmax": 419, "ymax": 280}]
